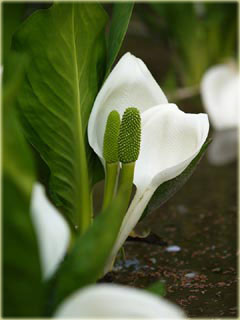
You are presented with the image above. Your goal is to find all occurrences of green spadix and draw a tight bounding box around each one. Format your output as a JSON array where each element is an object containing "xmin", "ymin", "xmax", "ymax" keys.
[
  {"xmin": 103, "ymin": 110, "xmax": 121, "ymax": 163},
  {"xmin": 102, "ymin": 110, "xmax": 120, "ymax": 210},
  {"xmin": 118, "ymin": 107, "xmax": 141, "ymax": 164},
  {"xmin": 102, "ymin": 107, "xmax": 141, "ymax": 214}
]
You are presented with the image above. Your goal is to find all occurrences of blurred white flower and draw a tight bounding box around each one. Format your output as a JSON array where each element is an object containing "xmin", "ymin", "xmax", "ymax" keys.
[
  {"xmin": 88, "ymin": 52, "xmax": 209, "ymax": 273},
  {"xmin": 54, "ymin": 284, "xmax": 185, "ymax": 318},
  {"xmin": 207, "ymin": 129, "xmax": 238, "ymax": 166},
  {"xmin": 201, "ymin": 62, "xmax": 239, "ymax": 165},
  {"xmin": 31, "ymin": 183, "xmax": 70, "ymax": 280},
  {"xmin": 201, "ymin": 61, "xmax": 239, "ymax": 130}
]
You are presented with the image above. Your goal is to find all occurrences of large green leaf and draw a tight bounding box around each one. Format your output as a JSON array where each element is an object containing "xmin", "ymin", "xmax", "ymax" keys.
[
  {"xmin": 141, "ymin": 139, "xmax": 212, "ymax": 221},
  {"xmin": 47, "ymin": 190, "xmax": 127, "ymax": 314},
  {"xmin": 106, "ymin": 2, "xmax": 134, "ymax": 76},
  {"xmin": 3, "ymin": 53, "xmax": 44, "ymax": 316},
  {"xmin": 13, "ymin": 3, "xmax": 108, "ymax": 231}
]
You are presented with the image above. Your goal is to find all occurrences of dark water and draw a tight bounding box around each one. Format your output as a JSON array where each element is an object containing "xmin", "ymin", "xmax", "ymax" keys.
[{"xmin": 99, "ymin": 16, "xmax": 238, "ymax": 318}]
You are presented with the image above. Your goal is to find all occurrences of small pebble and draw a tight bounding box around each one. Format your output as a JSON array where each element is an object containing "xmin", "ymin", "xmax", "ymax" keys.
[
  {"xmin": 185, "ymin": 272, "xmax": 197, "ymax": 278},
  {"xmin": 217, "ymin": 282, "xmax": 226, "ymax": 287},
  {"xmin": 125, "ymin": 258, "xmax": 139, "ymax": 268},
  {"xmin": 149, "ymin": 257, "xmax": 157, "ymax": 264},
  {"xmin": 177, "ymin": 205, "xmax": 188, "ymax": 214},
  {"xmin": 166, "ymin": 245, "xmax": 181, "ymax": 252}
]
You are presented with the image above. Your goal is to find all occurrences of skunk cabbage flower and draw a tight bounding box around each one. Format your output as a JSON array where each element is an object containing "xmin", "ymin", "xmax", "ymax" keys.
[
  {"xmin": 200, "ymin": 62, "xmax": 239, "ymax": 165},
  {"xmin": 31, "ymin": 183, "xmax": 70, "ymax": 279},
  {"xmin": 54, "ymin": 284, "xmax": 185, "ymax": 318},
  {"xmin": 88, "ymin": 52, "xmax": 209, "ymax": 273}
]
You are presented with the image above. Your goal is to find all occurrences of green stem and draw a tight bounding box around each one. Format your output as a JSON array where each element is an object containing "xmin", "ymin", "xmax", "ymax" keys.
[
  {"xmin": 121, "ymin": 247, "xmax": 126, "ymax": 261},
  {"xmin": 79, "ymin": 181, "xmax": 92, "ymax": 234},
  {"xmin": 117, "ymin": 162, "xmax": 135, "ymax": 214},
  {"xmin": 109, "ymin": 162, "xmax": 135, "ymax": 270},
  {"xmin": 102, "ymin": 162, "xmax": 119, "ymax": 210}
]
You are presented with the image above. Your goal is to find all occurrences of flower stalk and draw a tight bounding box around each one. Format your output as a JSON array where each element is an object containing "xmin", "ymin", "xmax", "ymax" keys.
[
  {"xmin": 102, "ymin": 163, "xmax": 119, "ymax": 210},
  {"xmin": 117, "ymin": 162, "xmax": 135, "ymax": 213}
]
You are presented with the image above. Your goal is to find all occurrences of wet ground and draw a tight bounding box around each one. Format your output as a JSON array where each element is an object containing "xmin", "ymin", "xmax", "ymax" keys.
[{"xmin": 99, "ymin": 11, "xmax": 238, "ymax": 318}]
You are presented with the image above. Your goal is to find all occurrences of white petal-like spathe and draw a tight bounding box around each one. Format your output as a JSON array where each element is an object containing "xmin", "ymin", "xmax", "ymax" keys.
[
  {"xmin": 104, "ymin": 105, "xmax": 209, "ymax": 274},
  {"xmin": 31, "ymin": 183, "xmax": 70, "ymax": 280},
  {"xmin": 54, "ymin": 284, "xmax": 185, "ymax": 318},
  {"xmin": 200, "ymin": 62, "xmax": 239, "ymax": 130},
  {"xmin": 135, "ymin": 104, "xmax": 209, "ymax": 191},
  {"xmin": 88, "ymin": 52, "xmax": 168, "ymax": 162}
]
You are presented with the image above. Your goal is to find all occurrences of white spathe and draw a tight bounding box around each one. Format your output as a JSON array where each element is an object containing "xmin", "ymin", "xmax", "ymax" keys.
[
  {"xmin": 200, "ymin": 62, "xmax": 239, "ymax": 130},
  {"xmin": 134, "ymin": 104, "xmax": 208, "ymax": 192},
  {"xmin": 54, "ymin": 284, "xmax": 185, "ymax": 318},
  {"xmin": 88, "ymin": 52, "xmax": 209, "ymax": 274},
  {"xmin": 88, "ymin": 52, "xmax": 168, "ymax": 164},
  {"xmin": 31, "ymin": 183, "xmax": 70, "ymax": 280}
]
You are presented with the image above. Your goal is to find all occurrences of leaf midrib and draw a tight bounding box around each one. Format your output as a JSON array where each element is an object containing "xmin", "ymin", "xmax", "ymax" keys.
[{"xmin": 71, "ymin": 4, "xmax": 91, "ymax": 229}]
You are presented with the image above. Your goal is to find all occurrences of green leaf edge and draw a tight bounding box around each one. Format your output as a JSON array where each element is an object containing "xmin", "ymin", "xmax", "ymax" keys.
[{"xmin": 105, "ymin": 2, "xmax": 134, "ymax": 77}]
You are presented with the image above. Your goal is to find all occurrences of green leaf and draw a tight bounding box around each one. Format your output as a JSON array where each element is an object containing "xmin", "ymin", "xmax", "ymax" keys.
[
  {"xmin": 106, "ymin": 2, "xmax": 134, "ymax": 76},
  {"xmin": 48, "ymin": 190, "xmax": 127, "ymax": 314},
  {"xmin": 13, "ymin": 3, "xmax": 108, "ymax": 231},
  {"xmin": 141, "ymin": 139, "xmax": 212, "ymax": 221},
  {"xmin": 3, "ymin": 53, "xmax": 44, "ymax": 317},
  {"xmin": 146, "ymin": 281, "xmax": 166, "ymax": 297}
]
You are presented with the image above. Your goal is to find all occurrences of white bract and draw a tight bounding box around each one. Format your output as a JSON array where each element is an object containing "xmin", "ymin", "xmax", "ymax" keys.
[
  {"xmin": 200, "ymin": 62, "xmax": 239, "ymax": 165},
  {"xmin": 88, "ymin": 52, "xmax": 209, "ymax": 273},
  {"xmin": 88, "ymin": 52, "xmax": 168, "ymax": 164},
  {"xmin": 54, "ymin": 283, "xmax": 185, "ymax": 318},
  {"xmin": 31, "ymin": 183, "xmax": 70, "ymax": 280}
]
